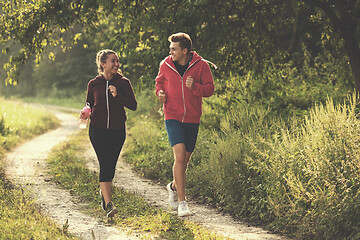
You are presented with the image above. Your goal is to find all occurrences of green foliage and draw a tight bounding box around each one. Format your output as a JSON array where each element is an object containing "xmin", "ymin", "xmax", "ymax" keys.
[
  {"xmin": 188, "ymin": 104, "xmax": 273, "ymax": 212},
  {"xmin": 0, "ymin": 116, "xmax": 9, "ymax": 136},
  {"xmin": 257, "ymin": 94, "xmax": 360, "ymax": 239},
  {"xmin": 2, "ymin": 0, "xmax": 359, "ymax": 91},
  {"xmin": 199, "ymin": 94, "xmax": 360, "ymax": 239},
  {"xmin": 125, "ymin": 87, "xmax": 360, "ymax": 239},
  {"xmin": 0, "ymin": 41, "xmax": 96, "ymax": 99},
  {"xmin": 30, "ymin": 43, "xmax": 96, "ymax": 98},
  {"xmin": 202, "ymin": 48, "xmax": 351, "ymax": 132}
]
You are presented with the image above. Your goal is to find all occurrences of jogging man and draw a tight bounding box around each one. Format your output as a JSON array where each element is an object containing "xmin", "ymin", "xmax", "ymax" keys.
[{"xmin": 155, "ymin": 32, "xmax": 215, "ymax": 217}]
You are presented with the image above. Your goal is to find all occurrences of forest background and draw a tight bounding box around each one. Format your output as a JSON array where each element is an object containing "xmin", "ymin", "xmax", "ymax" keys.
[{"xmin": 1, "ymin": 1, "xmax": 360, "ymax": 239}]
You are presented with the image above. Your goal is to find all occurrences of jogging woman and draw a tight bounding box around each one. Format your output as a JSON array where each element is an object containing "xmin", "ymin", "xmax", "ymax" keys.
[{"xmin": 80, "ymin": 49, "xmax": 137, "ymax": 217}]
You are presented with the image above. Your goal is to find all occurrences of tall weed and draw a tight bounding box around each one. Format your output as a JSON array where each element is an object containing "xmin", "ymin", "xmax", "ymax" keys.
[
  {"xmin": 228, "ymin": 94, "xmax": 360, "ymax": 239},
  {"xmin": 188, "ymin": 103, "xmax": 275, "ymax": 222},
  {"xmin": 265, "ymin": 95, "xmax": 360, "ymax": 239},
  {"xmin": 126, "ymin": 89, "xmax": 360, "ymax": 239}
]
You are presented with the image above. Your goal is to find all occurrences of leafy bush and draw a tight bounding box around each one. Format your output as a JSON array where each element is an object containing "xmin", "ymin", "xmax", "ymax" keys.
[
  {"xmin": 125, "ymin": 88, "xmax": 360, "ymax": 239},
  {"xmin": 0, "ymin": 116, "xmax": 9, "ymax": 136},
  {"xmin": 202, "ymin": 48, "xmax": 351, "ymax": 132},
  {"xmin": 191, "ymin": 94, "xmax": 360, "ymax": 239},
  {"xmin": 252, "ymin": 94, "xmax": 360, "ymax": 239},
  {"xmin": 187, "ymin": 102, "xmax": 275, "ymax": 222}
]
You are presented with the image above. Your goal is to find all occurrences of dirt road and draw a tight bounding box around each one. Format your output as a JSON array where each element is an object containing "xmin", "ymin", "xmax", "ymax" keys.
[{"xmin": 5, "ymin": 107, "xmax": 286, "ymax": 240}]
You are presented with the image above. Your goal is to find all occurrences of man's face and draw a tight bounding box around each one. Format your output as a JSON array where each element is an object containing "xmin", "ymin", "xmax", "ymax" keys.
[{"xmin": 169, "ymin": 42, "xmax": 187, "ymax": 62}]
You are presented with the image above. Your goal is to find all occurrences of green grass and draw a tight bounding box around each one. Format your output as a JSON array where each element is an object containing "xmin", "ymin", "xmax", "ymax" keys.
[
  {"xmin": 0, "ymin": 98, "xmax": 60, "ymax": 151},
  {"xmin": 22, "ymin": 95, "xmax": 85, "ymax": 110},
  {"xmin": 46, "ymin": 128, "xmax": 230, "ymax": 240},
  {"xmin": 0, "ymin": 98, "xmax": 73, "ymax": 240},
  {"xmin": 0, "ymin": 178, "xmax": 74, "ymax": 240}
]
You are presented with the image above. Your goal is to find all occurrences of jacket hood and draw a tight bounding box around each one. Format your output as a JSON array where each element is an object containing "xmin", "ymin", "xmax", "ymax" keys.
[
  {"xmin": 163, "ymin": 51, "xmax": 218, "ymax": 69},
  {"xmin": 95, "ymin": 72, "xmax": 123, "ymax": 81}
]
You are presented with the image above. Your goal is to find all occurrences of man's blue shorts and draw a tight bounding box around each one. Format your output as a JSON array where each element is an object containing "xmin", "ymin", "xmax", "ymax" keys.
[{"xmin": 165, "ymin": 119, "xmax": 200, "ymax": 153}]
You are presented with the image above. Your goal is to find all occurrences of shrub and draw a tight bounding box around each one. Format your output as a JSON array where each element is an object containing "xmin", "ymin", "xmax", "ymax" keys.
[
  {"xmin": 125, "ymin": 86, "xmax": 360, "ymax": 239},
  {"xmin": 0, "ymin": 116, "xmax": 9, "ymax": 136},
  {"xmin": 254, "ymin": 94, "xmax": 360, "ymax": 239},
  {"xmin": 123, "ymin": 117, "xmax": 173, "ymax": 181},
  {"xmin": 203, "ymin": 94, "xmax": 360, "ymax": 239}
]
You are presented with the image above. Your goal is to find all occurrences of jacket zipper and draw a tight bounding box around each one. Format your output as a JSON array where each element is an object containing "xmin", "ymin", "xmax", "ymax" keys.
[
  {"xmin": 181, "ymin": 76, "xmax": 186, "ymax": 122},
  {"xmin": 105, "ymin": 80, "xmax": 110, "ymax": 129},
  {"xmin": 165, "ymin": 60, "xmax": 199, "ymax": 122}
]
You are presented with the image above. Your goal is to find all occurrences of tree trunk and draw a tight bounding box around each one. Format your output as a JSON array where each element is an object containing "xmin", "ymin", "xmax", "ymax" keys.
[
  {"xmin": 301, "ymin": 0, "xmax": 360, "ymax": 92},
  {"xmin": 288, "ymin": 7, "xmax": 301, "ymax": 54},
  {"xmin": 343, "ymin": 31, "xmax": 360, "ymax": 92}
]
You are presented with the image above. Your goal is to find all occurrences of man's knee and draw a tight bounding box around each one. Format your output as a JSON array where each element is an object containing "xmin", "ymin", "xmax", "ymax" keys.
[{"xmin": 174, "ymin": 153, "xmax": 186, "ymax": 163}]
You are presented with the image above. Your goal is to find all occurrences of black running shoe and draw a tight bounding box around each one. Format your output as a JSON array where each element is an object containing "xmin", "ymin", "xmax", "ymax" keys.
[
  {"xmin": 106, "ymin": 202, "xmax": 118, "ymax": 218},
  {"xmin": 99, "ymin": 189, "xmax": 106, "ymax": 211}
]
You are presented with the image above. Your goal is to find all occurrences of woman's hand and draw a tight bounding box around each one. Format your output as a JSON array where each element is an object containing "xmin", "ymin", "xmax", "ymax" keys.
[
  {"xmin": 79, "ymin": 110, "xmax": 88, "ymax": 120},
  {"xmin": 108, "ymin": 85, "xmax": 117, "ymax": 97}
]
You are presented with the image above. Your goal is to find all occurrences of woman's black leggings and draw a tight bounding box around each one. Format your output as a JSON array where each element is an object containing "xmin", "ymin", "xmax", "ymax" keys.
[{"xmin": 89, "ymin": 124, "xmax": 126, "ymax": 182}]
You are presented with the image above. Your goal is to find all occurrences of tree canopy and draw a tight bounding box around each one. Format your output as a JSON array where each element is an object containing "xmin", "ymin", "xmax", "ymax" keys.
[{"xmin": 1, "ymin": 0, "xmax": 359, "ymax": 91}]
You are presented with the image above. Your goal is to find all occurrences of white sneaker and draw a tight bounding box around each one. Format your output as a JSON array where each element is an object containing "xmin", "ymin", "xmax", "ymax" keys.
[
  {"xmin": 166, "ymin": 182, "xmax": 178, "ymax": 210},
  {"xmin": 178, "ymin": 201, "xmax": 191, "ymax": 217}
]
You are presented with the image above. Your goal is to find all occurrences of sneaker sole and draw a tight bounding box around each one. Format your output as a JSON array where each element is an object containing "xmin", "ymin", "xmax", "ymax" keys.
[
  {"xmin": 178, "ymin": 211, "xmax": 191, "ymax": 217},
  {"xmin": 107, "ymin": 208, "xmax": 118, "ymax": 218}
]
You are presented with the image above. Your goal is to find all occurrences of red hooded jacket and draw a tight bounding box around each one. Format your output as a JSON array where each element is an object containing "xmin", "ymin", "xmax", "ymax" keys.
[
  {"xmin": 155, "ymin": 51, "xmax": 215, "ymax": 123},
  {"xmin": 86, "ymin": 73, "xmax": 137, "ymax": 129}
]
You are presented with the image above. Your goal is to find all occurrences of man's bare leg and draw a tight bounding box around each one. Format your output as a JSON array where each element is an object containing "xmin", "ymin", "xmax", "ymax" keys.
[{"xmin": 172, "ymin": 143, "xmax": 192, "ymax": 201}]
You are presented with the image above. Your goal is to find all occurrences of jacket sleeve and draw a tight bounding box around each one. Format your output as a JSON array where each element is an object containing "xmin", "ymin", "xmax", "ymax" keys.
[
  {"xmin": 115, "ymin": 79, "xmax": 137, "ymax": 111},
  {"xmin": 85, "ymin": 80, "xmax": 94, "ymax": 108},
  {"xmin": 155, "ymin": 61, "xmax": 166, "ymax": 97},
  {"xmin": 191, "ymin": 61, "xmax": 215, "ymax": 98}
]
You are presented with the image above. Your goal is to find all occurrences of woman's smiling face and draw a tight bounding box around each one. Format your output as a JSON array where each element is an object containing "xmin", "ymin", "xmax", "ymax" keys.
[{"xmin": 101, "ymin": 53, "xmax": 119, "ymax": 76}]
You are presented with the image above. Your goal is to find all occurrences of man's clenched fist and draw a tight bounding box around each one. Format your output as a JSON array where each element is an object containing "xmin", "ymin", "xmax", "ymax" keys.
[{"xmin": 158, "ymin": 90, "xmax": 166, "ymax": 103}]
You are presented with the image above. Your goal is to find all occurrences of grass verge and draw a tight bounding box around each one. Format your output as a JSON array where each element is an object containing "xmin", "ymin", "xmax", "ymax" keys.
[
  {"xmin": 46, "ymin": 128, "xmax": 230, "ymax": 240},
  {"xmin": 0, "ymin": 98, "xmax": 74, "ymax": 240},
  {"xmin": 0, "ymin": 176, "xmax": 74, "ymax": 240},
  {"xmin": 22, "ymin": 95, "xmax": 85, "ymax": 110}
]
